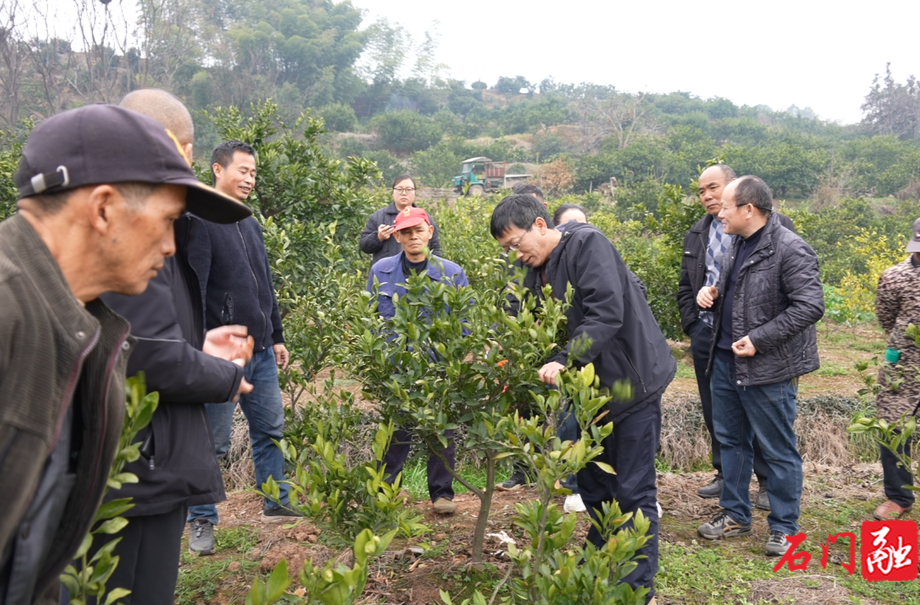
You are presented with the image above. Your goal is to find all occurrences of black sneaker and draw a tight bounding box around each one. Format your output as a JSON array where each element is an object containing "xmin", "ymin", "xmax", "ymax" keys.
[
  {"xmin": 755, "ymin": 482, "xmax": 771, "ymax": 511},
  {"xmin": 697, "ymin": 474, "xmax": 723, "ymax": 499},
  {"xmin": 496, "ymin": 469, "xmax": 529, "ymax": 491},
  {"xmin": 262, "ymin": 504, "xmax": 305, "ymax": 523},
  {"xmin": 188, "ymin": 519, "xmax": 215, "ymax": 555},
  {"xmin": 765, "ymin": 530, "xmax": 791, "ymax": 556},
  {"xmin": 697, "ymin": 510, "xmax": 752, "ymax": 540}
]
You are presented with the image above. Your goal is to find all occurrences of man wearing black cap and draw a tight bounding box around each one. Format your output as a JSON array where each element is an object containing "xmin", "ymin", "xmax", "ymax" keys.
[
  {"xmin": 0, "ymin": 104, "xmax": 249, "ymax": 604},
  {"xmin": 871, "ymin": 217, "xmax": 920, "ymax": 521},
  {"xmin": 695, "ymin": 176, "xmax": 823, "ymax": 557}
]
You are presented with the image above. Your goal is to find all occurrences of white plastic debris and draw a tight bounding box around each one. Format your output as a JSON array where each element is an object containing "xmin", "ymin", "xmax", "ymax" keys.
[{"xmin": 485, "ymin": 530, "xmax": 517, "ymax": 545}]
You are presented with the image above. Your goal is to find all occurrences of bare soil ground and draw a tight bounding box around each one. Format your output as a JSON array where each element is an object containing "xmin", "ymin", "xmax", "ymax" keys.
[
  {"xmin": 183, "ymin": 323, "xmax": 903, "ymax": 604},
  {"xmin": 185, "ymin": 460, "xmax": 897, "ymax": 604}
]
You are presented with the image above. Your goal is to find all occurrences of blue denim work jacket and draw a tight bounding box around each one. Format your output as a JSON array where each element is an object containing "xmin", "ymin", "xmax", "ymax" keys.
[{"xmin": 367, "ymin": 252, "xmax": 470, "ymax": 320}]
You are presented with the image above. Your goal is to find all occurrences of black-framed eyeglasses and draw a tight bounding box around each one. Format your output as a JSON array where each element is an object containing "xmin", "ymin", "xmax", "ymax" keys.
[{"xmin": 393, "ymin": 187, "xmax": 415, "ymax": 194}]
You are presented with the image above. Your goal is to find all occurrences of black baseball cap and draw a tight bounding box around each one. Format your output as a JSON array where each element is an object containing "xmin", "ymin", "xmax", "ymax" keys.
[
  {"xmin": 906, "ymin": 218, "xmax": 920, "ymax": 253},
  {"xmin": 14, "ymin": 104, "xmax": 251, "ymax": 224}
]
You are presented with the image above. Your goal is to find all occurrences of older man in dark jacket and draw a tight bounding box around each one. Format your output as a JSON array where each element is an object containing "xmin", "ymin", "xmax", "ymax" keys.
[
  {"xmin": 695, "ymin": 176, "xmax": 823, "ymax": 557},
  {"xmin": 677, "ymin": 164, "xmax": 796, "ymax": 505},
  {"xmin": 491, "ymin": 195, "xmax": 675, "ymax": 604},
  {"xmin": 0, "ymin": 104, "xmax": 246, "ymax": 605}
]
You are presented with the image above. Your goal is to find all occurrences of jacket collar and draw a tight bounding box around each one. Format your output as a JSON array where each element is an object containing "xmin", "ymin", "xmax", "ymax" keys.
[
  {"xmin": 736, "ymin": 213, "xmax": 782, "ymax": 261},
  {"xmin": 384, "ymin": 201, "xmax": 419, "ymax": 215},
  {"xmin": 693, "ymin": 213, "xmax": 716, "ymax": 233},
  {"xmin": 378, "ymin": 251, "xmax": 444, "ymax": 281},
  {"xmin": 0, "ymin": 214, "xmax": 102, "ymax": 339},
  {"xmin": 545, "ymin": 222, "xmax": 600, "ymax": 284}
]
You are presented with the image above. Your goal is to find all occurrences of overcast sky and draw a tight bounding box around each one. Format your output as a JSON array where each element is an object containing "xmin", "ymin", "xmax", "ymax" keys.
[{"xmin": 351, "ymin": 0, "xmax": 920, "ymax": 125}]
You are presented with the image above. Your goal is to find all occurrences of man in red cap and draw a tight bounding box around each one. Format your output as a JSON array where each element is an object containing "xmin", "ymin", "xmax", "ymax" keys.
[{"xmin": 367, "ymin": 207, "xmax": 469, "ymax": 515}]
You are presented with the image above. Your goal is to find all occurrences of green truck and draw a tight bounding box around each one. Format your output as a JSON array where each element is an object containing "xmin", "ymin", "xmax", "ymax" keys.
[{"xmin": 453, "ymin": 157, "xmax": 531, "ymax": 196}]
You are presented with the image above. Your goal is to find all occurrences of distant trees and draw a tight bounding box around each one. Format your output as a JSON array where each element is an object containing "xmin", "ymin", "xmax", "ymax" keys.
[
  {"xmin": 494, "ymin": 75, "xmax": 532, "ymax": 95},
  {"xmin": 862, "ymin": 63, "xmax": 920, "ymax": 143}
]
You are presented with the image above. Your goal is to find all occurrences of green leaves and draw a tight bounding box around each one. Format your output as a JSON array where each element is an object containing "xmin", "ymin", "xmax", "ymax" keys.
[
  {"xmin": 246, "ymin": 559, "xmax": 291, "ymax": 605},
  {"xmin": 278, "ymin": 374, "xmax": 428, "ymax": 547},
  {"xmin": 60, "ymin": 374, "xmax": 159, "ymax": 604}
]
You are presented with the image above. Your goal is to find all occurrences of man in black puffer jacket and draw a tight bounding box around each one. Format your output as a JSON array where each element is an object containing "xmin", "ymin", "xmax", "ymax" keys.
[
  {"xmin": 695, "ymin": 176, "xmax": 823, "ymax": 558},
  {"xmin": 491, "ymin": 195, "xmax": 675, "ymax": 605},
  {"xmin": 92, "ymin": 90, "xmax": 253, "ymax": 605}
]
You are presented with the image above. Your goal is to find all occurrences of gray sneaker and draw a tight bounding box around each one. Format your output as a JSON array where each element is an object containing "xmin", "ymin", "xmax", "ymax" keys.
[
  {"xmin": 765, "ymin": 530, "xmax": 791, "ymax": 556},
  {"xmin": 755, "ymin": 482, "xmax": 771, "ymax": 511},
  {"xmin": 188, "ymin": 519, "xmax": 215, "ymax": 556},
  {"xmin": 697, "ymin": 475, "xmax": 723, "ymax": 499},
  {"xmin": 698, "ymin": 510, "xmax": 752, "ymax": 540}
]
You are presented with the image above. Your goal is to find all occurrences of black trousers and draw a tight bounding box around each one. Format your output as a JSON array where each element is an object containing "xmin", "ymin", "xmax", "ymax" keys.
[
  {"xmin": 578, "ymin": 398, "xmax": 660, "ymax": 600},
  {"xmin": 382, "ymin": 428, "xmax": 455, "ymax": 502},
  {"xmin": 882, "ymin": 435, "xmax": 914, "ymax": 507},
  {"xmin": 689, "ymin": 320, "xmax": 768, "ymax": 483},
  {"xmin": 86, "ymin": 506, "xmax": 188, "ymax": 605}
]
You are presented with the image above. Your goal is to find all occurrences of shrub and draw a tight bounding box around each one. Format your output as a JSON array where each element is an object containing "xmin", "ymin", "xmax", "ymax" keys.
[
  {"xmin": 370, "ymin": 110, "xmax": 442, "ymax": 155},
  {"xmin": 317, "ymin": 103, "xmax": 359, "ymax": 133}
]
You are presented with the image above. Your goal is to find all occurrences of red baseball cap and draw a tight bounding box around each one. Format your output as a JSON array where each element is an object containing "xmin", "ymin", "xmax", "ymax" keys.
[{"xmin": 394, "ymin": 206, "xmax": 431, "ymax": 231}]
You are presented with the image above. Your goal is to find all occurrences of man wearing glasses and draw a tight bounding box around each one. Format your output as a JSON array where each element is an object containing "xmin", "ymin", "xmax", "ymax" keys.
[
  {"xmin": 695, "ymin": 176, "xmax": 823, "ymax": 557},
  {"xmin": 490, "ymin": 194, "xmax": 675, "ymax": 605},
  {"xmin": 677, "ymin": 164, "xmax": 795, "ymax": 508}
]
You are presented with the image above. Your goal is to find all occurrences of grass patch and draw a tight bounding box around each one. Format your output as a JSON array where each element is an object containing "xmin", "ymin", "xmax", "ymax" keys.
[
  {"xmin": 814, "ymin": 362, "xmax": 851, "ymax": 377},
  {"xmin": 401, "ymin": 457, "xmax": 491, "ymax": 500},
  {"xmin": 176, "ymin": 526, "xmax": 261, "ymax": 604},
  {"xmin": 675, "ymin": 358, "xmax": 696, "ymax": 379},
  {"xmin": 657, "ymin": 540, "xmax": 788, "ymax": 603}
]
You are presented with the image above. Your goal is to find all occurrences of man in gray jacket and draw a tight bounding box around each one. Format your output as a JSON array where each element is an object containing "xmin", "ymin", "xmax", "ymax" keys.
[{"xmin": 695, "ymin": 176, "xmax": 823, "ymax": 557}]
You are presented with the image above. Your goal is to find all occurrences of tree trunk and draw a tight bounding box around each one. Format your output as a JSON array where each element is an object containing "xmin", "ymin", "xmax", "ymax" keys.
[{"xmin": 470, "ymin": 453, "xmax": 496, "ymax": 565}]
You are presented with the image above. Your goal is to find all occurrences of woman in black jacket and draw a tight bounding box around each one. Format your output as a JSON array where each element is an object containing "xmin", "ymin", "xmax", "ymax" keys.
[{"xmin": 360, "ymin": 174, "xmax": 441, "ymax": 264}]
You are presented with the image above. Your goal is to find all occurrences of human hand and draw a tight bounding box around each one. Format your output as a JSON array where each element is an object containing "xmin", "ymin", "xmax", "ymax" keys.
[
  {"xmin": 204, "ymin": 325, "xmax": 253, "ymax": 365},
  {"xmin": 273, "ymin": 343, "xmax": 290, "ymax": 370},
  {"xmin": 731, "ymin": 335, "xmax": 757, "ymax": 357},
  {"xmin": 696, "ymin": 285, "xmax": 718, "ymax": 309},
  {"xmin": 538, "ymin": 361, "xmax": 566, "ymax": 386},
  {"xmin": 231, "ymin": 376, "xmax": 254, "ymax": 402},
  {"xmin": 377, "ymin": 224, "xmax": 395, "ymax": 241}
]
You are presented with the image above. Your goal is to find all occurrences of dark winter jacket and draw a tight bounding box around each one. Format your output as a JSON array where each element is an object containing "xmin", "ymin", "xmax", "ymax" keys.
[
  {"xmin": 707, "ymin": 214, "xmax": 824, "ymax": 385},
  {"xmin": 100, "ymin": 215, "xmax": 244, "ymax": 517},
  {"xmin": 185, "ymin": 216, "xmax": 284, "ymax": 350},
  {"xmin": 677, "ymin": 212, "xmax": 796, "ymax": 334},
  {"xmin": 360, "ymin": 202, "xmax": 441, "ymax": 265},
  {"xmin": 0, "ymin": 215, "xmax": 132, "ymax": 605},
  {"xmin": 524, "ymin": 223, "xmax": 676, "ymax": 423}
]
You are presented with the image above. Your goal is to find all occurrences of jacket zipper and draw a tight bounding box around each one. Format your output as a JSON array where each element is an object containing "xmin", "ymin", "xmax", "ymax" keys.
[
  {"xmin": 22, "ymin": 329, "xmax": 101, "ymax": 550},
  {"xmin": 49, "ymin": 329, "xmax": 101, "ymax": 455},
  {"xmin": 238, "ymin": 222, "xmax": 269, "ymax": 347},
  {"xmin": 623, "ymin": 350, "xmax": 648, "ymax": 394},
  {"xmin": 38, "ymin": 327, "xmax": 129, "ymax": 590}
]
